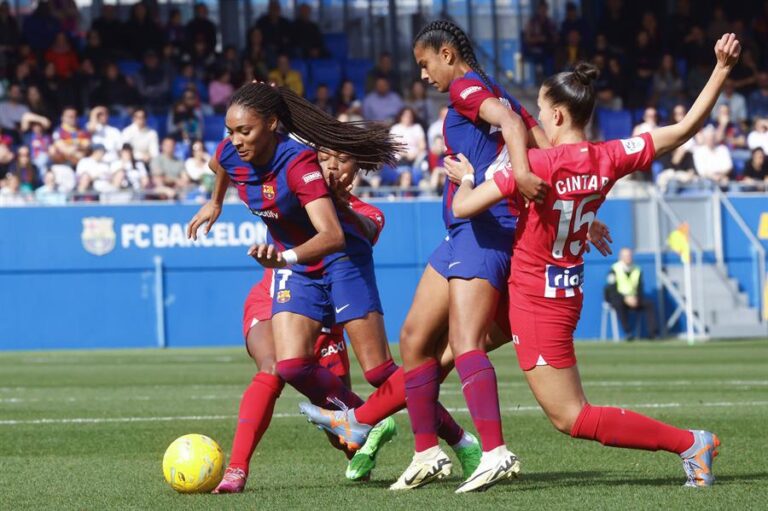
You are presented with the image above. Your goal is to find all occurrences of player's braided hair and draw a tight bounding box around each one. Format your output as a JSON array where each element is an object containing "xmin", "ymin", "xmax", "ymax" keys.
[
  {"xmin": 229, "ymin": 82, "xmax": 401, "ymax": 169},
  {"xmin": 413, "ymin": 19, "xmax": 492, "ymax": 90}
]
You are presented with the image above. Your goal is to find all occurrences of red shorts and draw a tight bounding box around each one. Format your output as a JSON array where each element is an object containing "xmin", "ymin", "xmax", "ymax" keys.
[
  {"xmin": 508, "ymin": 287, "xmax": 582, "ymax": 371},
  {"xmin": 242, "ymin": 269, "xmax": 350, "ymax": 379}
]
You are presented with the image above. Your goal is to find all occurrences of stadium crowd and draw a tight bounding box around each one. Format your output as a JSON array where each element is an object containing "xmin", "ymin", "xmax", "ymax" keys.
[{"xmin": 1, "ymin": 0, "xmax": 767, "ymax": 205}]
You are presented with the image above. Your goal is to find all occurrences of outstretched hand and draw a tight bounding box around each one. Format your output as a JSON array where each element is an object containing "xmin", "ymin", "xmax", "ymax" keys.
[
  {"xmin": 187, "ymin": 201, "xmax": 222, "ymax": 240},
  {"xmin": 714, "ymin": 33, "xmax": 741, "ymax": 71},
  {"xmin": 586, "ymin": 219, "xmax": 613, "ymax": 257}
]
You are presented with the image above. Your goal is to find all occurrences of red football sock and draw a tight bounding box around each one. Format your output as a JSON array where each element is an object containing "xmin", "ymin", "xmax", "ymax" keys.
[
  {"xmin": 276, "ymin": 357, "xmax": 364, "ymax": 409},
  {"xmin": 354, "ymin": 366, "xmax": 406, "ymax": 425},
  {"xmin": 571, "ymin": 403, "xmax": 695, "ymax": 454},
  {"xmin": 363, "ymin": 358, "xmax": 398, "ymax": 387},
  {"xmin": 228, "ymin": 373, "xmax": 285, "ymax": 474},
  {"xmin": 455, "ymin": 350, "xmax": 504, "ymax": 452}
]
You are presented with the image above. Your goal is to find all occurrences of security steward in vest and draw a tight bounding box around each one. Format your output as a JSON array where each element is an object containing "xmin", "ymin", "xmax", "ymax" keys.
[{"xmin": 605, "ymin": 248, "xmax": 658, "ymax": 340}]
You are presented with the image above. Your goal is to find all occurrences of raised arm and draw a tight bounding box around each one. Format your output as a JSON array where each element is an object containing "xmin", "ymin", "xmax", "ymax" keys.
[{"xmin": 651, "ymin": 34, "xmax": 741, "ymax": 158}]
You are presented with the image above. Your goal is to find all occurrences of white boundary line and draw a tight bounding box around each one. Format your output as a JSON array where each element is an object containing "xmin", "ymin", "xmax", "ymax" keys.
[{"xmin": 2, "ymin": 400, "xmax": 767, "ymax": 426}]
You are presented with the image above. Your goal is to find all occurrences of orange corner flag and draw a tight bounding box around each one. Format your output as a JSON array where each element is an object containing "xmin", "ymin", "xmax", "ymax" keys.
[{"xmin": 667, "ymin": 222, "xmax": 691, "ymax": 263}]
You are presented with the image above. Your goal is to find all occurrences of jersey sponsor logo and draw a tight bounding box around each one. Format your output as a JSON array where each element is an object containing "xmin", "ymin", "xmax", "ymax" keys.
[
  {"xmin": 276, "ymin": 289, "xmax": 291, "ymax": 303},
  {"xmin": 459, "ymin": 85, "xmax": 483, "ymax": 100},
  {"xmin": 81, "ymin": 217, "xmax": 116, "ymax": 256},
  {"xmin": 620, "ymin": 137, "xmax": 646, "ymax": 155},
  {"xmin": 545, "ymin": 263, "xmax": 584, "ymax": 294},
  {"xmin": 319, "ymin": 340, "xmax": 346, "ymax": 358},
  {"xmin": 302, "ymin": 171, "xmax": 323, "ymax": 184},
  {"xmin": 262, "ymin": 184, "xmax": 275, "ymax": 200},
  {"xmin": 249, "ymin": 208, "xmax": 280, "ymax": 219}
]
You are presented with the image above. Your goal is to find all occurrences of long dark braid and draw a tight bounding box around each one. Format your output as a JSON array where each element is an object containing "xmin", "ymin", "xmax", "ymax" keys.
[
  {"xmin": 414, "ymin": 19, "xmax": 493, "ymax": 90},
  {"xmin": 229, "ymin": 83, "xmax": 401, "ymax": 169}
]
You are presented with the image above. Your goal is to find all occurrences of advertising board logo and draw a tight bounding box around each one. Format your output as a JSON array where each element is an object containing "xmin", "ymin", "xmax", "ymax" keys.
[{"xmin": 81, "ymin": 217, "xmax": 116, "ymax": 256}]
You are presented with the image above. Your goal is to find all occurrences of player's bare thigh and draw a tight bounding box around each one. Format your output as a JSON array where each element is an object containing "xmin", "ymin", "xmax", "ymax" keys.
[
  {"xmin": 523, "ymin": 364, "xmax": 588, "ymax": 434},
  {"xmin": 344, "ymin": 312, "xmax": 392, "ymax": 373},
  {"xmin": 245, "ymin": 319, "xmax": 278, "ymax": 375},
  {"xmin": 271, "ymin": 311, "xmax": 323, "ymax": 361},
  {"xmin": 399, "ymin": 264, "xmax": 450, "ymax": 371},
  {"xmin": 448, "ymin": 277, "xmax": 500, "ymax": 356}
]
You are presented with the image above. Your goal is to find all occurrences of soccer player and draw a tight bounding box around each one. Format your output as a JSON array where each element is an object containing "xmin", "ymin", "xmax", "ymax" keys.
[{"xmin": 443, "ymin": 34, "xmax": 741, "ymax": 488}]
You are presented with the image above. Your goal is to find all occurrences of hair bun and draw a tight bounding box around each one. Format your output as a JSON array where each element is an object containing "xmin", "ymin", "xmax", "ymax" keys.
[{"xmin": 573, "ymin": 62, "xmax": 599, "ymax": 85}]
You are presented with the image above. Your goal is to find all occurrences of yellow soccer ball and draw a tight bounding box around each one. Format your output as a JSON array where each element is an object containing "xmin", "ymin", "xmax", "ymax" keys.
[{"xmin": 162, "ymin": 434, "xmax": 225, "ymax": 493}]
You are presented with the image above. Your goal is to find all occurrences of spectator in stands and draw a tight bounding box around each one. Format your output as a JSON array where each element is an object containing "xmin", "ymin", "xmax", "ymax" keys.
[
  {"xmin": 713, "ymin": 78, "xmax": 748, "ymax": 124},
  {"xmin": 187, "ymin": 36, "xmax": 216, "ymax": 81},
  {"xmin": 366, "ymin": 52, "xmax": 399, "ymax": 94},
  {"xmin": 35, "ymin": 170, "xmax": 67, "ymax": 204},
  {"xmin": 713, "ymin": 104, "xmax": 748, "ymax": 159},
  {"xmin": 627, "ymin": 30, "xmax": 657, "ymax": 108},
  {"xmin": 707, "ymin": 6, "xmax": 730, "ymax": 43},
  {"xmin": 90, "ymin": 5, "xmax": 124, "ymax": 59},
  {"xmin": 667, "ymin": 0, "xmax": 692, "ymax": 53},
  {"xmin": 334, "ymin": 80, "xmax": 357, "ymax": 115},
  {"xmin": 135, "ymin": 50, "xmax": 170, "ymax": 115},
  {"xmin": 268, "ymin": 54, "xmax": 304, "ymax": 97},
  {"xmin": 165, "ymin": 8, "xmax": 186, "ymax": 49},
  {"xmin": 168, "ymin": 89, "xmax": 203, "ymax": 144},
  {"xmin": 51, "ymin": 107, "xmax": 89, "ymax": 166},
  {"xmin": 362, "ymin": 76, "xmax": 403, "ymax": 124},
  {"xmin": 337, "ymin": 101, "xmax": 363, "ymax": 123},
  {"xmin": 76, "ymin": 144, "xmax": 119, "ymax": 195},
  {"xmin": 0, "ymin": 132, "xmax": 13, "ymax": 178},
  {"xmin": 22, "ymin": 118, "xmax": 52, "ymax": 171},
  {"xmin": 220, "ymin": 45, "xmax": 242, "ymax": 80},
  {"xmin": 555, "ymin": 29, "xmax": 587, "ymax": 72},
  {"xmin": 682, "ymin": 25, "xmax": 709, "ymax": 69},
  {"xmin": 742, "ymin": 148, "xmax": 767, "ymax": 191},
  {"xmin": 593, "ymin": 55, "xmax": 622, "ymax": 110},
  {"xmin": 604, "ymin": 57, "xmax": 628, "ymax": 108},
  {"xmin": 604, "ymin": 248, "xmax": 657, "ymax": 340},
  {"xmin": 49, "ymin": 0, "xmax": 78, "ymax": 34},
  {"xmin": 652, "ymin": 54, "xmax": 685, "ymax": 113},
  {"xmin": 121, "ymin": 108, "xmax": 159, "ymax": 163},
  {"xmin": 747, "ymin": 116, "xmax": 768, "ymax": 153},
  {"xmin": 693, "ymin": 125, "xmax": 732, "ymax": 189},
  {"xmin": 427, "ymin": 106, "xmax": 448, "ymax": 148},
  {"xmin": 208, "ymin": 69, "xmax": 234, "ymax": 114},
  {"xmin": 597, "ymin": 0, "xmax": 630, "ymax": 54},
  {"xmin": 243, "ymin": 28, "xmax": 270, "ymax": 81},
  {"xmin": 0, "ymin": 84, "xmax": 29, "ymax": 136},
  {"xmin": 730, "ymin": 48, "xmax": 759, "ymax": 95},
  {"xmin": 312, "ymin": 84, "xmax": 334, "ymax": 116},
  {"xmin": 150, "ymin": 137, "xmax": 185, "ymax": 199},
  {"xmin": 81, "ymin": 30, "xmax": 107, "ymax": 72},
  {"xmin": 389, "ymin": 107, "xmax": 427, "ymax": 190},
  {"xmin": 8, "ymin": 146, "xmax": 41, "ymax": 192},
  {"xmin": 12, "ymin": 61, "xmax": 37, "ymax": 94},
  {"xmin": 639, "ymin": 11, "xmax": 661, "ymax": 54},
  {"xmin": 86, "ymin": 106, "xmax": 122, "ymax": 162},
  {"xmin": 38, "ymin": 60, "xmax": 75, "ymax": 116},
  {"xmin": 632, "ymin": 107, "xmax": 658, "ymax": 136},
  {"xmin": 124, "ymin": 2, "xmax": 163, "ymax": 60},
  {"xmin": 559, "ymin": 1, "xmax": 589, "ymax": 43},
  {"xmin": 44, "ymin": 32, "xmax": 79, "ymax": 80},
  {"xmin": 0, "ymin": 172, "xmax": 25, "ymax": 205},
  {"xmin": 0, "ymin": 2, "xmax": 20, "ymax": 72},
  {"xmin": 185, "ymin": 2, "xmax": 217, "ymax": 55},
  {"xmin": 292, "ymin": 3, "xmax": 326, "ymax": 59},
  {"xmin": 22, "ymin": 1, "xmax": 61, "ymax": 55},
  {"xmin": 171, "ymin": 62, "xmax": 207, "ymax": 103},
  {"xmin": 92, "ymin": 63, "xmax": 140, "ymax": 116},
  {"xmin": 523, "ymin": 0, "xmax": 557, "ymax": 82},
  {"xmin": 748, "ymin": 71, "xmax": 768, "ymax": 120},
  {"xmin": 254, "ymin": 0, "xmax": 293, "ymax": 66},
  {"xmin": 183, "ymin": 139, "xmax": 212, "ymax": 190},
  {"xmin": 424, "ymin": 134, "xmax": 447, "ymax": 194},
  {"xmin": 407, "ymin": 79, "xmax": 437, "ymax": 131},
  {"xmin": 112, "ymin": 143, "xmax": 149, "ymax": 193}
]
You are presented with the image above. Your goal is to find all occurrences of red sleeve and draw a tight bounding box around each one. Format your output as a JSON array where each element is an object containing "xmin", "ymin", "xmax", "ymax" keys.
[
  {"xmin": 606, "ymin": 132, "xmax": 656, "ymax": 180},
  {"xmin": 519, "ymin": 106, "xmax": 539, "ymax": 130},
  {"xmin": 286, "ymin": 149, "xmax": 329, "ymax": 206},
  {"xmin": 492, "ymin": 165, "xmax": 518, "ymax": 197},
  {"xmin": 492, "ymin": 148, "xmax": 550, "ymax": 196},
  {"xmin": 449, "ymin": 78, "xmax": 497, "ymax": 123},
  {"xmin": 349, "ymin": 195, "xmax": 385, "ymax": 245}
]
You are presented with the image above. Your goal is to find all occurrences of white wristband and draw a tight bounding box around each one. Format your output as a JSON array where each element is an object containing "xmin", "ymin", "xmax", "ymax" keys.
[
  {"xmin": 281, "ymin": 249, "xmax": 298, "ymax": 265},
  {"xmin": 461, "ymin": 174, "xmax": 475, "ymax": 186}
]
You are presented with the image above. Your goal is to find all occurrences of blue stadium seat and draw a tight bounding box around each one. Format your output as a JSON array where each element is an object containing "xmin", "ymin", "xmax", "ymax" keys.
[
  {"xmin": 344, "ymin": 58, "xmax": 373, "ymax": 96},
  {"xmin": 147, "ymin": 115, "xmax": 167, "ymax": 139},
  {"xmin": 323, "ymin": 33, "xmax": 348, "ymax": 62},
  {"xmin": 597, "ymin": 108, "xmax": 633, "ymax": 140},
  {"xmin": 111, "ymin": 116, "xmax": 131, "ymax": 130},
  {"xmin": 308, "ymin": 59, "xmax": 342, "ymax": 95},
  {"xmin": 117, "ymin": 60, "xmax": 142, "ymax": 79},
  {"xmin": 204, "ymin": 141, "xmax": 218, "ymax": 156},
  {"xmin": 203, "ymin": 115, "xmax": 226, "ymax": 143},
  {"xmin": 290, "ymin": 59, "xmax": 308, "ymax": 82}
]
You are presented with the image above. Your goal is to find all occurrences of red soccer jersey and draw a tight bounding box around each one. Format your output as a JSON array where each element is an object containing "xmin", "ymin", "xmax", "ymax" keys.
[{"xmin": 494, "ymin": 132, "xmax": 655, "ymax": 298}]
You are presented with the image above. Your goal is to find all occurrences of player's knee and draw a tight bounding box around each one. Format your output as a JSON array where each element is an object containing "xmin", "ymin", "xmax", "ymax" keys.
[
  {"xmin": 255, "ymin": 356, "xmax": 279, "ymax": 376},
  {"xmin": 363, "ymin": 358, "xmax": 398, "ymax": 387},
  {"xmin": 546, "ymin": 404, "xmax": 585, "ymax": 435}
]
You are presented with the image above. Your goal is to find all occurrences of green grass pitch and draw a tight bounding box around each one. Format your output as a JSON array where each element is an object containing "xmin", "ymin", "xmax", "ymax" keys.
[{"xmin": 1, "ymin": 339, "xmax": 767, "ymax": 510}]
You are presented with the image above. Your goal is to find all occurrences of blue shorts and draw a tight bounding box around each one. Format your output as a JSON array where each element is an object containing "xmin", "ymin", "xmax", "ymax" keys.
[
  {"xmin": 271, "ymin": 256, "xmax": 383, "ymax": 325},
  {"xmin": 428, "ymin": 221, "xmax": 515, "ymax": 293}
]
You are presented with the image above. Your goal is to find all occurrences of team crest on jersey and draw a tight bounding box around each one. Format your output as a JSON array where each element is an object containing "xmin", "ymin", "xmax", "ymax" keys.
[
  {"xmin": 276, "ymin": 290, "xmax": 291, "ymax": 303},
  {"xmin": 81, "ymin": 217, "xmax": 116, "ymax": 256},
  {"xmin": 262, "ymin": 184, "xmax": 275, "ymax": 200}
]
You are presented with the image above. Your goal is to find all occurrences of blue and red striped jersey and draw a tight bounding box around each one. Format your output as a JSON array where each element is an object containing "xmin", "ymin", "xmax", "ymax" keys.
[
  {"xmin": 216, "ymin": 135, "xmax": 373, "ymax": 272},
  {"xmin": 442, "ymin": 71, "xmax": 538, "ymax": 229}
]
